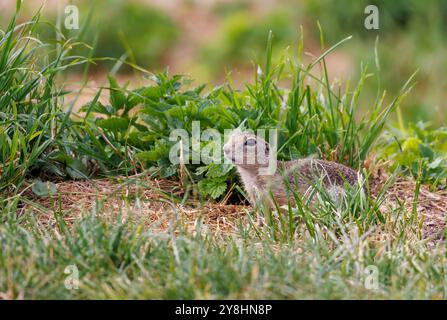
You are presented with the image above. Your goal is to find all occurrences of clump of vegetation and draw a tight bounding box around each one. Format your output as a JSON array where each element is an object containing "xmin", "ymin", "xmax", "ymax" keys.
[
  {"xmin": 379, "ymin": 121, "xmax": 447, "ymax": 187},
  {"xmin": 81, "ymin": 33, "xmax": 413, "ymax": 200},
  {"xmin": 0, "ymin": 3, "xmax": 88, "ymax": 192}
]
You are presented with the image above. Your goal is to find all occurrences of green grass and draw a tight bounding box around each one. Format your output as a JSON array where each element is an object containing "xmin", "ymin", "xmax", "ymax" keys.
[
  {"xmin": 0, "ymin": 186, "xmax": 445, "ymax": 299},
  {"xmin": 0, "ymin": 2, "xmax": 81, "ymax": 192}
]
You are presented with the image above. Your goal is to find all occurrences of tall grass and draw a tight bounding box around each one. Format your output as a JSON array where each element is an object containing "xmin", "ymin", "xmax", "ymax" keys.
[
  {"xmin": 0, "ymin": 2, "xmax": 89, "ymax": 193},
  {"xmin": 240, "ymin": 31, "xmax": 415, "ymax": 168}
]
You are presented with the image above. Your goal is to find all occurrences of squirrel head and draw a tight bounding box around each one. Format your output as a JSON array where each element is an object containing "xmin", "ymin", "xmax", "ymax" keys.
[{"xmin": 223, "ymin": 132, "xmax": 271, "ymax": 169}]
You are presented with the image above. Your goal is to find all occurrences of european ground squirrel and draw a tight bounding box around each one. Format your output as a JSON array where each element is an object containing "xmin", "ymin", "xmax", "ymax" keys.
[{"xmin": 223, "ymin": 132, "xmax": 361, "ymax": 207}]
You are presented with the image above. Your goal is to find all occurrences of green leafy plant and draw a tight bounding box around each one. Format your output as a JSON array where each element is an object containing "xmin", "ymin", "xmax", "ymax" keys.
[
  {"xmin": 79, "ymin": 72, "xmax": 225, "ymax": 177},
  {"xmin": 379, "ymin": 121, "xmax": 447, "ymax": 187}
]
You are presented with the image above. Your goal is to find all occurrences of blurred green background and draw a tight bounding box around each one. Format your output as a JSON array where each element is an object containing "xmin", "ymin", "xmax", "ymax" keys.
[{"xmin": 1, "ymin": 0, "xmax": 446, "ymax": 125}]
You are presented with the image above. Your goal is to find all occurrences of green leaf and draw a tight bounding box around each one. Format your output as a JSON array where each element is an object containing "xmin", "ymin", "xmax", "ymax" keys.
[
  {"xmin": 427, "ymin": 157, "xmax": 444, "ymax": 169},
  {"xmin": 135, "ymin": 150, "xmax": 163, "ymax": 162},
  {"xmin": 159, "ymin": 165, "xmax": 177, "ymax": 178},
  {"xmin": 32, "ymin": 180, "xmax": 57, "ymax": 197},
  {"xmin": 66, "ymin": 158, "xmax": 89, "ymax": 179},
  {"xmin": 97, "ymin": 117, "xmax": 130, "ymax": 131},
  {"xmin": 195, "ymin": 164, "xmax": 234, "ymax": 178},
  {"xmin": 108, "ymin": 75, "xmax": 127, "ymax": 111},
  {"xmin": 81, "ymin": 101, "xmax": 113, "ymax": 116},
  {"xmin": 419, "ymin": 144, "xmax": 434, "ymax": 160},
  {"xmin": 51, "ymin": 152, "xmax": 74, "ymax": 165},
  {"xmin": 198, "ymin": 178, "xmax": 228, "ymax": 199},
  {"xmin": 402, "ymin": 137, "xmax": 422, "ymax": 152},
  {"xmin": 128, "ymin": 86, "xmax": 161, "ymax": 106}
]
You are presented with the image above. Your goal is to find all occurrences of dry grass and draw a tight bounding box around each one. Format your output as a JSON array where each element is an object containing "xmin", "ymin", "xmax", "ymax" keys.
[
  {"xmin": 20, "ymin": 171, "xmax": 446, "ymax": 241},
  {"xmin": 371, "ymin": 170, "xmax": 446, "ymax": 242},
  {"xmin": 21, "ymin": 176, "xmax": 250, "ymax": 236}
]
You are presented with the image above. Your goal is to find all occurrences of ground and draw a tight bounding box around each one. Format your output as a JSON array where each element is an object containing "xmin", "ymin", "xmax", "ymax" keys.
[{"xmin": 22, "ymin": 169, "xmax": 446, "ymax": 243}]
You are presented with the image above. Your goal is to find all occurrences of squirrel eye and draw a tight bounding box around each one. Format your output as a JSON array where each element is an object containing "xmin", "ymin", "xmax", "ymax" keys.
[{"xmin": 244, "ymin": 139, "xmax": 257, "ymax": 147}]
